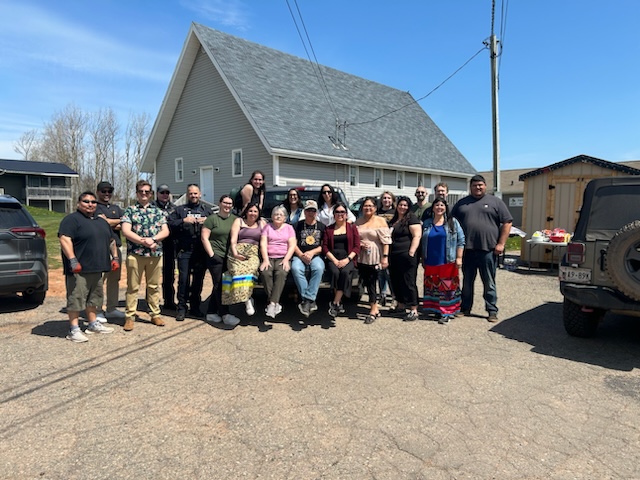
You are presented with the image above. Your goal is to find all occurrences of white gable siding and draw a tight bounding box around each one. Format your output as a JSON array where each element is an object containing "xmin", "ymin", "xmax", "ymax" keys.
[{"xmin": 155, "ymin": 49, "xmax": 271, "ymax": 197}]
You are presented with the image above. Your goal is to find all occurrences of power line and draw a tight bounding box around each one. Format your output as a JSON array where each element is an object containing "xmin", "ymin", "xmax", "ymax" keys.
[
  {"xmin": 348, "ymin": 46, "xmax": 487, "ymax": 127},
  {"xmin": 285, "ymin": 0, "xmax": 339, "ymax": 122}
]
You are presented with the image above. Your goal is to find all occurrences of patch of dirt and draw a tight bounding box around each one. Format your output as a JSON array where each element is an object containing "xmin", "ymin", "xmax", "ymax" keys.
[{"xmin": 48, "ymin": 268, "xmax": 129, "ymax": 298}]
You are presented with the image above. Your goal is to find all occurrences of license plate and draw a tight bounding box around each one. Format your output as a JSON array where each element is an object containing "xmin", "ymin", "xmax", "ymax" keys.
[{"xmin": 559, "ymin": 266, "xmax": 592, "ymax": 283}]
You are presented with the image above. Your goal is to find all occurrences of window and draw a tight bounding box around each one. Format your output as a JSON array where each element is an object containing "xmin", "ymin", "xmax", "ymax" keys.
[
  {"xmin": 349, "ymin": 165, "xmax": 358, "ymax": 186},
  {"xmin": 175, "ymin": 157, "xmax": 184, "ymax": 182},
  {"xmin": 374, "ymin": 168, "xmax": 381, "ymax": 188},
  {"xmin": 396, "ymin": 171, "xmax": 404, "ymax": 189},
  {"xmin": 232, "ymin": 149, "xmax": 243, "ymax": 177},
  {"xmin": 417, "ymin": 173, "xmax": 424, "ymax": 187}
]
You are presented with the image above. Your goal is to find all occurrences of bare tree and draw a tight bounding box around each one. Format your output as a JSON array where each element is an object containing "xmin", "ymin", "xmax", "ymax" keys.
[
  {"xmin": 13, "ymin": 129, "xmax": 40, "ymax": 161},
  {"xmin": 38, "ymin": 104, "xmax": 88, "ymax": 199},
  {"xmin": 120, "ymin": 112, "xmax": 150, "ymax": 206},
  {"xmin": 88, "ymin": 107, "xmax": 119, "ymax": 193}
]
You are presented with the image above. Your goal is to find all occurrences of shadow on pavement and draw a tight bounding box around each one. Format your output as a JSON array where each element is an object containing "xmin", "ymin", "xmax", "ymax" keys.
[
  {"xmin": 491, "ymin": 301, "xmax": 640, "ymax": 371},
  {"xmin": 0, "ymin": 295, "xmax": 42, "ymax": 314}
]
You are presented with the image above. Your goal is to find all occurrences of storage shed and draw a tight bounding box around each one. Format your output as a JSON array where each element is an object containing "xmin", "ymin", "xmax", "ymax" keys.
[{"xmin": 519, "ymin": 154, "xmax": 640, "ymax": 265}]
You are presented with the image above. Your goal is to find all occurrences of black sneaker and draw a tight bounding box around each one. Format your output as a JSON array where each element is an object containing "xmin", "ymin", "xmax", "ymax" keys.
[
  {"xmin": 328, "ymin": 302, "xmax": 339, "ymax": 318},
  {"xmin": 176, "ymin": 310, "xmax": 186, "ymax": 321},
  {"xmin": 298, "ymin": 301, "xmax": 311, "ymax": 317},
  {"xmin": 189, "ymin": 309, "xmax": 204, "ymax": 318},
  {"xmin": 309, "ymin": 301, "xmax": 318, "ymax": 312},
  {"xmin": 337, "ymin": 303, "xmax": 345, "ymax": 314}
]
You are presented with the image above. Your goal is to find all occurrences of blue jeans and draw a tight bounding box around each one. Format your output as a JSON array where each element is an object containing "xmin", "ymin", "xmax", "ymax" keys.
[
  {"xmin": 461, "ymin": 249, "xmax": 498, "ymax": 315},
  {"xmin": 291, "ymin": 256, "xmax": 325, "ymax": 302}
]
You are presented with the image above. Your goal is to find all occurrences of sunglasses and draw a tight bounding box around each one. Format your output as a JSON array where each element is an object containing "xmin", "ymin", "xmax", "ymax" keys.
[
  {"xmin": 100, "ymin": 189, "xmax": 113, "ymax": 194},
  {"xmin": 137, "ymin": 190, "xmax": 152, "ymax": 194},
  {"xmin": 158, "ymin": 190, "xmax": 170, "ymax": 195},
  {"xmin": 305, "ymin": 208, "xmax": 317, "ymax": 212},
  {"xmin": 334, "ymin": 210, "xmax": 347, "ymax": 214},
  {"xmin": 415, "ymin": 192, "xmax": 426, "ymax": 195},
  {"xmin": 322, "ymin": 191, "xmax": 332, "ymax": 194},
  {"xmin": 81, "ymin": 199, "xmax": 97, "ymax": 204}
]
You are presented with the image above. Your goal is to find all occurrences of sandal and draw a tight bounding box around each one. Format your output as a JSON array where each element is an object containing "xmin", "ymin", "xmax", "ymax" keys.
[{"xmin": 364, "ymin": 314, "xmax": 376, "ymax": 324}]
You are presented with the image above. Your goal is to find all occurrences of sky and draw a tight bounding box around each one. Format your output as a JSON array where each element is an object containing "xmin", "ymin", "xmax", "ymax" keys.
[{"xmin": 1, "ymin": 0, "xmax": 639, "ymax": 173}]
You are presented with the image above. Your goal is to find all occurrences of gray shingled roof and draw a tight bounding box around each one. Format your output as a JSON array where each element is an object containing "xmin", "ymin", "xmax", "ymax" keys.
[
  {"xmin": 0, "ymin": 159, "xmax": 78, "ymax": 176},
  {"xmin": 193, "ymin": 24, "xmax": 475, "ymax": 174}
]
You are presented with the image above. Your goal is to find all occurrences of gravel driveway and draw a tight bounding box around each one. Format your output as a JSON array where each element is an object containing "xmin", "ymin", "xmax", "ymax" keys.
[{"xmin": 1, "ymin": 262, "xmax": 639, "ymax": 479}]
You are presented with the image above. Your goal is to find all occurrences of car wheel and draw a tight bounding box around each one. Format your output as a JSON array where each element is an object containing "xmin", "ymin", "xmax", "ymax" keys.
[
  {"xmin": 23, "ymin": 289, "xmax": 46, "ymax": 305},
  {"xmin": 605, "ymin": 220, "xmax": 640, "ymax": 301},
  {"xmin": 562, "ymin": 298, "xmax": 602, "ymax": 338}
]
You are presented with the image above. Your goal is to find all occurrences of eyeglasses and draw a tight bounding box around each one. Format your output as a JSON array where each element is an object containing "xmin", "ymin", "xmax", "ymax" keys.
[
  {"xmin": 137, "ymin": 190, "xmax": 151, "ymax": 194},
  {"xmin": 158, "ymin": 190, "xmax": 170, "ymax": 195},
  {"xmin": 322, "ymin": 191, "xmax": 332, "ymax": 195},
  {"xmin": 334, "ymin": 210, "xmax": 347, "ymax": 214},
  {"xmin": 81, "ymin": 199, "xmax": 97, "ymax": 204},
  {"xmin": 221, "ymin": 201, "xmax": 234, "ymax": 206},
  {"xmin": 100, "ymin": 189, "xmax": 113, "ymax": 194}
]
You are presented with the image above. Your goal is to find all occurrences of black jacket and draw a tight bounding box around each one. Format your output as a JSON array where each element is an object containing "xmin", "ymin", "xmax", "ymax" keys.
[{"xmin": 168, "ymin": 202, "xmax": 213, "ymax": 252}]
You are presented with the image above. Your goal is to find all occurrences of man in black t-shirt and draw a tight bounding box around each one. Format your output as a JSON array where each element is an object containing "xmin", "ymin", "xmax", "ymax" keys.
[
  {"xmin": 95, "ymin": 180, "xmax": 124, "ymax": 320},
  {"xmin": 291, "ymin": 200, "xmax": 326, "ymax": 317},
  {"xmin": 59, "ymin": 192, "xmax": 120, "ymax": 342}
]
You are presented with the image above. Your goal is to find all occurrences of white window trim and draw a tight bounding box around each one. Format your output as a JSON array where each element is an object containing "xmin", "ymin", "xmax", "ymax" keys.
[
  {"xmin": 374, "ymin": 168, "xmax": 382, "ymax": 188},
  {"xmin": 396, "ymin": 171, "xmax": 405, "ymax": 189},
  {"xmin": 175, "ymin": 157, "xmax": 184, "ymax": 183},
  {"xmin": 232, "ymin": 149, "xmax": 243, "ymax": 178},
  {"xmin": 349, "ymin": 165, "xmax": 359, "ymax": 186}
]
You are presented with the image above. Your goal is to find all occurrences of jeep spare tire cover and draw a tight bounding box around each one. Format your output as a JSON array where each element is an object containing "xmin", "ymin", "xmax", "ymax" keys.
[{"xmin": 606, "ymin": 220, "xmax": 640, "ymax": 301}]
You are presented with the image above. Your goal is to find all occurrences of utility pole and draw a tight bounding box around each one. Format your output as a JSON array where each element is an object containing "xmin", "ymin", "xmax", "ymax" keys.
[{"xmin": 489, "ymin": 1, "xmax": 501, "ymax": 198}]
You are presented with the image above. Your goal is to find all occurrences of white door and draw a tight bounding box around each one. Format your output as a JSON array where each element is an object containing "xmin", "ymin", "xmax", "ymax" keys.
[{"xmin": 199, "ymin": 166, "xmax": 214, "ymax": 205}]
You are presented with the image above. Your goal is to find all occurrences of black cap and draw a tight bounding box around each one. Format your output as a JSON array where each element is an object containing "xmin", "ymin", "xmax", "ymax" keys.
[
  {"xmin": 157, "ymin": 184, "xmax": 170, "ymax": 193},
  {"xmin": 97, "ymin": 181, "xmax": 113, "ymax": 191}
]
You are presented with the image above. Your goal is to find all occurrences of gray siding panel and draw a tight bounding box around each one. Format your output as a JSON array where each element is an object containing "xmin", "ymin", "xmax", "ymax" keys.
[{"xmin": 156, "ymin": 49, "xmax": 271, "ymax": 196}]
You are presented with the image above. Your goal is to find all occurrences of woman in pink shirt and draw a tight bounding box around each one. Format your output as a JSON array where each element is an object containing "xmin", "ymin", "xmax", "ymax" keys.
[{"xmin": 259, "ymin": 205, "xmax": 296, "ymax": 318}]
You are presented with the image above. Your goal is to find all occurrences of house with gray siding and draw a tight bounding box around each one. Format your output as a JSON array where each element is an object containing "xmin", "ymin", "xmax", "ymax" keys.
[{"xmin": 141, "ymin": 23, "xmax": 476, "ymax": 206}]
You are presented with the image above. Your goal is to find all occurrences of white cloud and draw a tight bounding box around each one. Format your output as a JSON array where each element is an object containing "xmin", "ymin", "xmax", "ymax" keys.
[
  {"xmin": 0, "ymin": 2, "xmax": 175, "ymax": 82},
  {"xmin": 180, "ymin": 0, "xmax": 250, "ymax": 29}
]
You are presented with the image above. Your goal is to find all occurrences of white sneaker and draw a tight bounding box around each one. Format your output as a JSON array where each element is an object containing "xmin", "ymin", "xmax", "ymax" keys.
[
  {"xmin": 222, "ymin": 314, "xmax": 240, "ymax": 326},
  {"xmin": 245, "ymin": 298, "xmax": 255, "ymax": 316},
  {"xmin": 275, "ymin": 304, "xmax": 283, "ymax": 316},
  {"xmin": 206, "ymin": 313, "xmax": 222, "ymax": 323},
  {"xmin": 104, "ymin": 309, "xmax": 125, "ymax": 320},
  {"xmin": 265, "ymin": 303, "xmax": 276, "ymax": 318},
  {"xmin": 66, "ymin": 329, "xmax": 88, "ymax": 343},
  {"xmin": 85, "ymin": 322, "xmax": 115, "ymax": 334},
  {"xmin": 95, "ymin": 312, "xmax": 108, "ymax": 323}
]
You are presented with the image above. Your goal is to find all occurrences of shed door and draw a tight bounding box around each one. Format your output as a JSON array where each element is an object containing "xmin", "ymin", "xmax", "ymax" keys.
[{"xmin": 199, "ymin": 166, "xmax": 214, "ymax": 205}]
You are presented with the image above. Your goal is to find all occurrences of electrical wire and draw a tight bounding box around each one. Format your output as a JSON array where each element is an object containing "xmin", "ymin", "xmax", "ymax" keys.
[
  {"xmin": 285, "ymin": 0, "xmax": 339, "ymax": 122},
  {"xmin": 348, "ymin": 45, "xmax": 487, "ymax": 127}
]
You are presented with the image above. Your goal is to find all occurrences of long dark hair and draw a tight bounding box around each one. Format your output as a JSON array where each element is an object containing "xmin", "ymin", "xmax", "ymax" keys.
[
  {"xmin": 359, "ymin": 196, "xmax": 378, "ymax": 216},
  {"xmin": 430, "ymin": 197, "xmax": 455, "ymax": 233},
  {"xmin": 248, "ymin": 171, "xmax": 266, "ymax": 192},
  {"xmin": 317, "ymin": 183, "xmax": 339, "ymax": 206},
  {"xmin": 285, "ymin": 188, "xmax": 303, "ymax": 213},
  {"xmin": 389, "ymin": 196, "xmax": 417, "ymax": 229}
]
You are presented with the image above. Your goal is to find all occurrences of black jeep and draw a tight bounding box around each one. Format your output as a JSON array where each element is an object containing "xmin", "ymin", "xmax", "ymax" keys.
[{"xmin": 559, "ymin": 176, "xmax": 640, "ymax": 337}]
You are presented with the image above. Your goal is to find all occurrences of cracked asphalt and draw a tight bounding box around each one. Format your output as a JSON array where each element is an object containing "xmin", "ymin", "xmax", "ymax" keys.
[{"xmin": 1, "ymin": 264, "xmax": 640, "ymax": 479}]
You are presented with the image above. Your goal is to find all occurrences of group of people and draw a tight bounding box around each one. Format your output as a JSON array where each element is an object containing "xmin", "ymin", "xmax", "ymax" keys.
[{"xmin": 59, "ymin": 171, "xmax": 512, "ymax": 343}]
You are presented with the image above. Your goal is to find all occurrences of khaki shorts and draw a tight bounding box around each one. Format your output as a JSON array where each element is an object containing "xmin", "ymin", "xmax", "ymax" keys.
[{"xmin": 66, "ymin": 273, "xmax": 104, "ymax": 312}]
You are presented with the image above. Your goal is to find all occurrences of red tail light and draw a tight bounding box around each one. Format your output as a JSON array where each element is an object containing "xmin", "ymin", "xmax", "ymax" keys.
[
  {"xmin": 566, "ymin": 242, "xmax": 585, "ymax": 264},
  {"xmin": 10, "ymin": 227, "xmax": 46, "ymax": 239}
]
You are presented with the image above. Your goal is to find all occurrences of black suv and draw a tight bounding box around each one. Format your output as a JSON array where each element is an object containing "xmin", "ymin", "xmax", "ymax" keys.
[
  {"xmin": 261, "ymin": 186, "xmax": 350, "ymax": 219},
  {"xmin": 0, "ymin": 195, "xmax": 48, "ymax": 304},
  {"xmin": 559, "ymin": 177, "xmax": 640, "ymax": 337}
]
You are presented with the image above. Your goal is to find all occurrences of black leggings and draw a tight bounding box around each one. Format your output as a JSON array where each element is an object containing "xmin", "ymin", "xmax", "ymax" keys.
[
  {"xmin": 358, "ymin": 264, "xmax": 379, "ymax": 303},
  {"xmin": 389, "ymin": 252, "xmax": 419, "ymax": 307},
  {"xmin": 205, "ymin": 255, "xmax": 229, "ymax": 316}
]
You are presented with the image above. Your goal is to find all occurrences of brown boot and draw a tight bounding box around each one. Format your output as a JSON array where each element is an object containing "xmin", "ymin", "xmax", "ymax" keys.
[
  {"xmin": 124, "ymin": 317, "xmax": 135, "ymax": 331},
  {"xmin": 151, "ymin": 316, "xmax": 165, "ymax": 327}
]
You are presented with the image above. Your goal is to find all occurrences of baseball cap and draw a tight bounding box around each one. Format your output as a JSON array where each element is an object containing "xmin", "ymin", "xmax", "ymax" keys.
[
  {"xmin": 97, "ymin": 181, "xmax": 113, "ymax": 191},
  {"xmin": 304, "ymin": 200, "xmax": 318, "ymax": 210},
  {"xmin": 157, "ymin": 184, "xmax": 170, "ymax": 193}
]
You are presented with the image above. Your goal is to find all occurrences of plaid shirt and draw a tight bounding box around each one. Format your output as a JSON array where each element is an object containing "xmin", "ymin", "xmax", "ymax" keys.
[{"xmin": 121, "ymin": 202, "xmax": 167, "ymax": 257}]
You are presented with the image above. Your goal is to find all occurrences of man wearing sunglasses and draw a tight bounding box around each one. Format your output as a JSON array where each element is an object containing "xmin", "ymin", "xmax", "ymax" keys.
[
  {"xmin": 121, "ymin": 180, "xmax": 170, "ymax": 331},
  {"xmin": 59, "ymin": 192, "xmax": 119, "ymax": 342},
  {"xmin": 95, "ymin": 180, "xmax": 125, "ymax": 321}
]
